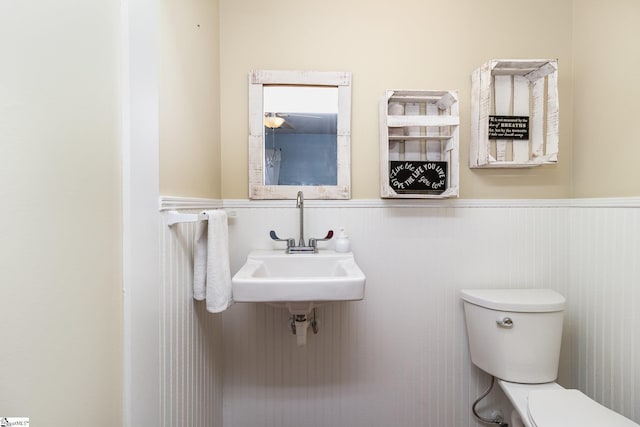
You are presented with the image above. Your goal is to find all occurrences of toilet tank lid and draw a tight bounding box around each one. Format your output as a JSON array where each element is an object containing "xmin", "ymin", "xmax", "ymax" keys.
[{"xmin": 460, "ymin": 289, "xmax": 565, "ymax": 312}]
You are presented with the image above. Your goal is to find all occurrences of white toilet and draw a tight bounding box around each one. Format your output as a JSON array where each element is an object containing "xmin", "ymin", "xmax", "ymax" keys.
[{"xmin": 460, "ymin": 288, "xmax": 639, "ymax": 427}]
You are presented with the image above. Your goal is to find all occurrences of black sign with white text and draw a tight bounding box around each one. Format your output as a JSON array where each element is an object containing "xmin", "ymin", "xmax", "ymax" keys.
[
  {"xmin": 389, "ymin": 161, "xmax": 447, "ymax": 195},
  {"xmin": 488, "ymin": 115, "xmax": 530, "ymax": 139}
]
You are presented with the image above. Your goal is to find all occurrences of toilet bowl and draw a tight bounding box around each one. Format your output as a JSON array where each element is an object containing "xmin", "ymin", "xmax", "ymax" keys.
[
  {"xmin": 460, "ymin": 289, "xmax": 639, "ymax": 427},
  {"xmin": 498, "ymin": 380, "xmax": 639, "ymax": 427}
]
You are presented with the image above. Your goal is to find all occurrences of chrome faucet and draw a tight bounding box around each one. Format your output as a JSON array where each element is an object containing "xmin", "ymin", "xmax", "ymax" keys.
[
  {"xmin": 296, "ymin": 190, "xmax": 305, "ymax": 247},
  {"xmin": 270, "ymin": 191, "xmax": 333, "ymax": 253}
]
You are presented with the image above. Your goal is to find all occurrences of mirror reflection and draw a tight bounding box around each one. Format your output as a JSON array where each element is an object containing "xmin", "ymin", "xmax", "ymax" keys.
[
  {"xmin": 248, "ymin": 70, "xmax": 351, "ymax": 200},
  {"xmin": 263, "ymin": 86, "xmax": 338, "ymax": 186}
]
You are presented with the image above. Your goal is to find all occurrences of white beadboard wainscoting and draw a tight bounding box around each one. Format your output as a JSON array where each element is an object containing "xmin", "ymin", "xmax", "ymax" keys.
[
  {"xmin": 159, "ymin": 198, "xmax": 640, "ymax": 427},
  {"xmin": 160, "ymin": 214, "xmax": 224, "ymax": 427},
  {"xmin": 567, "ymin": 206, "xmax": 640, "ymax": 421}
]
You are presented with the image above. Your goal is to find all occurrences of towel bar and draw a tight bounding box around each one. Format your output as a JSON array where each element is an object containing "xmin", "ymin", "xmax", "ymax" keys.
[{"xmin": 166, "ymin": 210, "xmax": 236, "ymax": 226}]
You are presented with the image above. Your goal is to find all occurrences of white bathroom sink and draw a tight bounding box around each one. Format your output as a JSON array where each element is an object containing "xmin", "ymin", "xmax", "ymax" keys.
[{"xmin": 231, "ymin": 250, "xmax": 366, "ymax": 309}]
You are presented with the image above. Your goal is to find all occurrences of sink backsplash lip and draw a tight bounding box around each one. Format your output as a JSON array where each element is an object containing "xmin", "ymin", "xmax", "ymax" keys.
[{"xmin": 246, "ymin": 249, "xmax": 356, "ymax": 258}]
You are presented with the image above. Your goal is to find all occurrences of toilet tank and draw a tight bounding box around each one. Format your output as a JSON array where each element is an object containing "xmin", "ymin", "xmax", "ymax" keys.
[{"xmin": 460, "ymin": 289, "xmax": 565, "ymax": 384}]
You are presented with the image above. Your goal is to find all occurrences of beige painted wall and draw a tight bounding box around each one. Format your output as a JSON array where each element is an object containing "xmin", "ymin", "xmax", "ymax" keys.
[
  {"xmin": 0, "ymin": 1, "xmax": 122, "ymax": 425},
  {"xmin": 218, "ymin": 0, "xmax": 574, "ymax": 199},
  {"xmin": 572, "ymin": 0, "xmax": 640, "ymax": 197},
  {"xmin": 159, "ymin": 0, "xmax": 221, "ymax": 198},
  {"xmin": 161, "ymin": 0, "xmax": 640, "ymax": 200}
]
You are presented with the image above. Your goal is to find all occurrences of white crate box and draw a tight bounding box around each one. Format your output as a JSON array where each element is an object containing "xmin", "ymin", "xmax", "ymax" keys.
[
  {"xmin": 379, "ymin": 89, "xmax": 460, "ymax": 198},
  {"xmin": 470, "ymin": 59, "xmax": 559, "ymax": 168}
]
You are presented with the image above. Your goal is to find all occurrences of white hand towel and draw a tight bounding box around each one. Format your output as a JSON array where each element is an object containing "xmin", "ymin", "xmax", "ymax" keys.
[
  {"xmin": 204, "ymin": 210, "xmax": 233, "ymax": 313},
  {"xmin": 192, "ymin": 210, "xmax": 233, "ymax": 312},
  {"xmin": 193, "ymin": 216, "xmax": 208, "ymax": 301}
]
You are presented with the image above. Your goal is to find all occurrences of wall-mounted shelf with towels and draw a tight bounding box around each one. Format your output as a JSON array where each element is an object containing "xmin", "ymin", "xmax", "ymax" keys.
[{"xmin": 166, "ymin": 210, "xmax": 236, "ymax": 226}]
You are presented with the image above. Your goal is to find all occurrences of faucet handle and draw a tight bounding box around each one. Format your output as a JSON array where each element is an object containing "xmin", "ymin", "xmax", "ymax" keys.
[
  {"xmin": 270, "ymin": 230, "xmax": 295, "ymax": 249},
  {"xmin": 309, "ymin": 230, "xmax": 334, "ymax": 251}
]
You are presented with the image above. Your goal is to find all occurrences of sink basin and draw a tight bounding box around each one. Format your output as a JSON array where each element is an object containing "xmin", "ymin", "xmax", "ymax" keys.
[{"xmin": 232, "ymin": 250, "xmax": 366, "ymax": 311}]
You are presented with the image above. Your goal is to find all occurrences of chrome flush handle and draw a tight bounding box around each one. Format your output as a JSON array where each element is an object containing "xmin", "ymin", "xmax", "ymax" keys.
[{"xmin": 496, "ymin": 317, "xmax": 513, "ymax": 328}]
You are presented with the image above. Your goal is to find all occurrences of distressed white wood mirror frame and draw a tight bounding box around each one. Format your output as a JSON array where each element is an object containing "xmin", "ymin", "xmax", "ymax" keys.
[{"xmin": 248, "ymin": 70, "xmax": 352, "ymax": 199}]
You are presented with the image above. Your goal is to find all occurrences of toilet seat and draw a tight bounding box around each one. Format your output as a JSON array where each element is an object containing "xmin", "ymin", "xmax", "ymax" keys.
[{"xmin": 527, "ymin": 389, "xmax": 639, "ymax": 427}]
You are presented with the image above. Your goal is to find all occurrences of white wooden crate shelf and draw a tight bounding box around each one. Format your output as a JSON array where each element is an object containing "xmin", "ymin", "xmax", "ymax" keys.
[
  {"xmin": 470, "ymin": 59, "xmax": 559, "ymax": 168},
  {"xmin": 380, "ymin": 89, "xmax": 459, "ymax": 198}
]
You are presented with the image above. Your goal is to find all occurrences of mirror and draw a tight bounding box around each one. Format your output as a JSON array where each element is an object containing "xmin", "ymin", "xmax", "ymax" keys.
[
  {"xmin": 263, "ymin": 86, "xmax": 338, "ymax": 187},
  {"xmin": 249, "ymin": 70, "xmax": 352, "ymax": 199}
]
